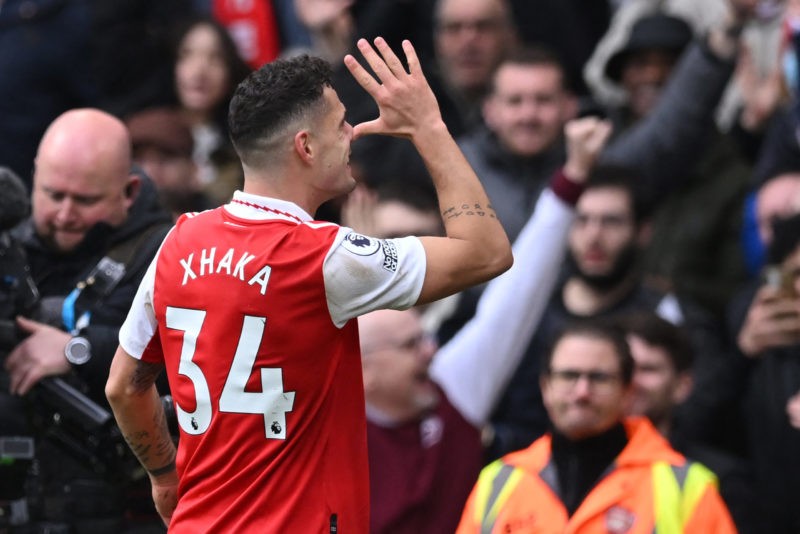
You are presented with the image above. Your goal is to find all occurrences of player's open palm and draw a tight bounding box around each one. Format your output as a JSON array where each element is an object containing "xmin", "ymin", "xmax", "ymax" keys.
[{"xmin": 344, "ymin": 37, "xmax": 442, "ymax": 140}]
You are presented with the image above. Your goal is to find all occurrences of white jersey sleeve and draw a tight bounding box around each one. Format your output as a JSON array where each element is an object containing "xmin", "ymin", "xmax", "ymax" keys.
[
  {"xmin": 429, "ymin": 188, "xmax": 575, "ymax": 427},
  {"xmin": 323, "ymin": 227, "xmax": 427, "ymax": 328},
  {"xmin": 118, "ymin": 242, "xmax": 161, "ymax": 360}
]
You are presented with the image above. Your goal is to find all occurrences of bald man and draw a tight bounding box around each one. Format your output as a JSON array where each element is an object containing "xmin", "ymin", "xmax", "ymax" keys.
[{"xmin": 1, "ymin": 108, "xmax": 172, "ymax": 531}]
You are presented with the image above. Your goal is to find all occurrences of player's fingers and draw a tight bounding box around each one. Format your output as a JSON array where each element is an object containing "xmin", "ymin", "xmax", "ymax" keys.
[
  {"xmin": 344, "ymin": 53, "xmax": 380, "ymax": 96},
  {"xmin": 354, "ymin": 38, "xmax": 395, "ymax": 85},
  {"xmin": 352, "ymin": 120, "xmax": 381, "ymax": 140},
  {"xmin": 402, "ymin": 40, "xmax": 422, "ymax": 77},
  {"xmin": 373, "ymin": 37, "xmax": 407, "ymax": 78}
]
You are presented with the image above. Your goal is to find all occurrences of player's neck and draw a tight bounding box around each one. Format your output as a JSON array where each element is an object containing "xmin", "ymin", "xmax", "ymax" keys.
[{"xmin": 242, "ymin": 173, "xmax": 319, "ymax": 216}]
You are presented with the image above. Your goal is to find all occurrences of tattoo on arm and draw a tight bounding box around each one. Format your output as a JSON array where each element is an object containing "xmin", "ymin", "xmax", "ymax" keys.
[
  {"xmin": 130, "ymin": 360, "xmax": 165, "ymax": 392},
  {"xmin": 442, "ymin": 203, "xmax": 497, "ymax": 220},
  {"xmin": 122, "ymin": 401, "xmax": 176, "ymax": 470},
  {"xmin": 124, "ymin": 430, "xmax": 153, "ymax": 463},
  {"xmin": 121, "ymin": 361, "xmax": 176, "ymax": 471}
]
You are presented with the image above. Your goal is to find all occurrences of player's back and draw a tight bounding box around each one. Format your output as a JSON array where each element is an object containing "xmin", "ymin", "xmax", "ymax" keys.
[{"xmin": 152, "ymin": 206, "xmax": 368, "ymax": 533}]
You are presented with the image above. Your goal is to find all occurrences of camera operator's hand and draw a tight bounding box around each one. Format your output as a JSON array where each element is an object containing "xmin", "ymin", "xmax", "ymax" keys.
[
  {"xmin": 737, "ymin": 285, "xmax": 800, "ymax": 357},
  {"xmin": 4, "ymin": 316, "xmax": 71, "ymax": 395}
]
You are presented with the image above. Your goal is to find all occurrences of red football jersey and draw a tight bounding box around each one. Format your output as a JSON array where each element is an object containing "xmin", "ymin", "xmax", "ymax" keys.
[{"xmin": 120, "ymin": 193, "xmax": 425, "ymax": 532}]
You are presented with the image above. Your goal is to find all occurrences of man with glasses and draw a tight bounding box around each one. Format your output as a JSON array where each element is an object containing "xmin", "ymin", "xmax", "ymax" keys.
[
  {"xmin": 457, "ymin": 320, "xmax": 735, "ymax": 533},
  {"xmin": 484, "ymin": 164, "xmax": 730, "ymax": 460}
]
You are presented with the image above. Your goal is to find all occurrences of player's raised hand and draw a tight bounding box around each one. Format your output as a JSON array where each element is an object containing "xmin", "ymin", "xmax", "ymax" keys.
[{"xmin": 344, "ymin": 37, "xmax": 443, "ymax": 140}]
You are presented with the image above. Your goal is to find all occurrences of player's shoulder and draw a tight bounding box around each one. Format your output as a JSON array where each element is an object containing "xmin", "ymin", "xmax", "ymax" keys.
[
  {"xmin": 293, "ymin": 220, "xmax": 344, "ymax": 242},
  {"xmin": 175, "ymin": 207, "xmax": 220, "ymax": 225},
  {"xmin": 302, "ymin": 220, "xmax": 340, "ymax": 231}
]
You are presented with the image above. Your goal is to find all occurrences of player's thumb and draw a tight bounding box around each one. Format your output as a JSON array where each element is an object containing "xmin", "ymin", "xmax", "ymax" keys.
[{"xmin": 352, "ymin": 120, "xmax": 382, "ymax": 140}]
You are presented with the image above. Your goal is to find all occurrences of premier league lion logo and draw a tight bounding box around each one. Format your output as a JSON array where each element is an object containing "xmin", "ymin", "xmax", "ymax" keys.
[{"xmin": 342, "ymin": 232, "xmax": 381, "ymax": 256}]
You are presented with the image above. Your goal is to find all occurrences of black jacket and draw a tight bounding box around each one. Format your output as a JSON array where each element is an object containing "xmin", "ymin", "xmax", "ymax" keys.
[{"xmin": 11, "ymin": 177, "xmax": 172, "ymax": 404}]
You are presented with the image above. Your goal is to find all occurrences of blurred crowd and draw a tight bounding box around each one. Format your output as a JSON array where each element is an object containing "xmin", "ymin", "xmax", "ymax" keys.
[{"xmin": 4, "ymin": 0, "xmax": 800, "ymax": 532}]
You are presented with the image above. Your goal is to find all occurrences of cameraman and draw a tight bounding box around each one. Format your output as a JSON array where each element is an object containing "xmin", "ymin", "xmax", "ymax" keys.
[{"xmin": 1, "ymin": 109, "xmax": 172, "ymax": 533}]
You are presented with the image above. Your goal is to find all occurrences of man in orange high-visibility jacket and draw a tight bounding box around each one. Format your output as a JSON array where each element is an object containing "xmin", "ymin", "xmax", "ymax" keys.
[{"xmin": 458, "ymin": 321, "xmax": 735, "ymax": 534}]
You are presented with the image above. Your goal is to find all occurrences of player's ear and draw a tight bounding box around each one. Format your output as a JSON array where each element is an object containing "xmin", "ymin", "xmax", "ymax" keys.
[{"xmin": 294, "ymin": 130, "xmax": 313, "ymax": 165}]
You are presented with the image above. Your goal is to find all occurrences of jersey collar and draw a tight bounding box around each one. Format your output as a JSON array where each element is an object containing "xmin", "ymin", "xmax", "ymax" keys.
[{"xmin": 225, "ymin": 191, "xmax": 314, "ymax": 224}]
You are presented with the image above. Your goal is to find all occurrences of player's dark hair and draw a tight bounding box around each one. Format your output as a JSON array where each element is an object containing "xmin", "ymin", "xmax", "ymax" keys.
[{"xmin": 228, "ymin": 54, "xmax": 332, "ymax": 166}]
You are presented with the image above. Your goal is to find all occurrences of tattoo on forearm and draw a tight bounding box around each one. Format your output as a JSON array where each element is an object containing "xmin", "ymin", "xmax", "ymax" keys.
[
  {"xmin": 147, "ymin": 460, "xmax": 176, "ymax": 477},
  {"xmin": 121, "ymin": 389, "xmax": 176, "ymax": 472},
  {"xmin": 123, "ymin": 414, "xmax": 176, "ymax": 470},
  {"xmin": 130, "ymin": 360, "xmax": 165, "ymax": 392},
  {"xmin": 442, "ymin": 203, "xmax": 497, "ymax": 220},
  {"xmin": 124, "ymin": 430, "xmax": 153, "ymax": 463}
]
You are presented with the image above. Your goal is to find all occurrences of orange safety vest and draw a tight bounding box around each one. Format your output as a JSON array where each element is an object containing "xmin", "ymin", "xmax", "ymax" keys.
[{"xmin": 457, "ymin": 417, "xmax": 736, "ymax": 534}]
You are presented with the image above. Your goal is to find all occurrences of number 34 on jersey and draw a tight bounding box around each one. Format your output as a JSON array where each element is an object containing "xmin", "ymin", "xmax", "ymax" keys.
[{"xmin": 166, "ymin": 306, "xmax": 296, "ymax": 440}]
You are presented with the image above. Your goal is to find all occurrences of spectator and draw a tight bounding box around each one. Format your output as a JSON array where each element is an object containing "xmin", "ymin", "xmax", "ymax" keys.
[
  {"xmin": 298, "ymin": 0, "xmax": 517, "ymax": 132},
  {"xmin": 730, "ymin": 212, "xmax": 800, "ymax": 533},
  {"xmin": 747, "ymin": 0, "xmax": 800, "ymax": 184},
  {"xmin": 740, "ymin": 169, "xmax": 800, "ymax": 277},
  {"xmin": 435, "ymin": 45, "xmax": 579, "ymax": 343},
  {"xmin": 592, "ymin": 1, "xmax": 761, "ymax": 317},
  {"xmin": 297, "ymin": 0, "xmax": 519, "ymax": 196},
  {"xmin": 484, "ymin": 165, "xmax": 731, "ymax": 460},
  {"xmin": 458, "ymin": 46, "xmax": 578, "ymax": 244},
  {"xmin": 169, "ymin": 15, "xmax": 252, "ymax": 205},
  {"xmin": 1, "ymin": 109, "xmax": 173, "ymax": 531},
  {"xmin": 0, "ymin": 0, "xmax": 192, "ymax": 190},
  {"xmin": 126, "ymin": 107, "xmax": 215, "ymax": 219},
  {"xmin": 458, "ymin": 320, "xmax": 736, "ymax": 533},
  {"xmin": 442, "ymin": 0, "xmax": 760, "ymax": 344},
  {"xmin": 432, "ymin": 0, "xmax": 519, "ymax": 129},
  {"xmin": 623, "ymin": 311, "xmax": 761, "ymax": 534},
  {"xmin": 105, "ymin": 41, "xmax": 512, "ymax": 531}
]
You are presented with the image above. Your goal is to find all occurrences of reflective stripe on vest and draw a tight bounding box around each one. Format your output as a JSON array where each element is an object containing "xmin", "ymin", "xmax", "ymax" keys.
[
  {"xmin": 473, "ymin": 460, "xmax": 525, "ymax": 533},
  {"xmin": 652, "ymin": 461, "xmax": 718, "ymax": 534}
]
